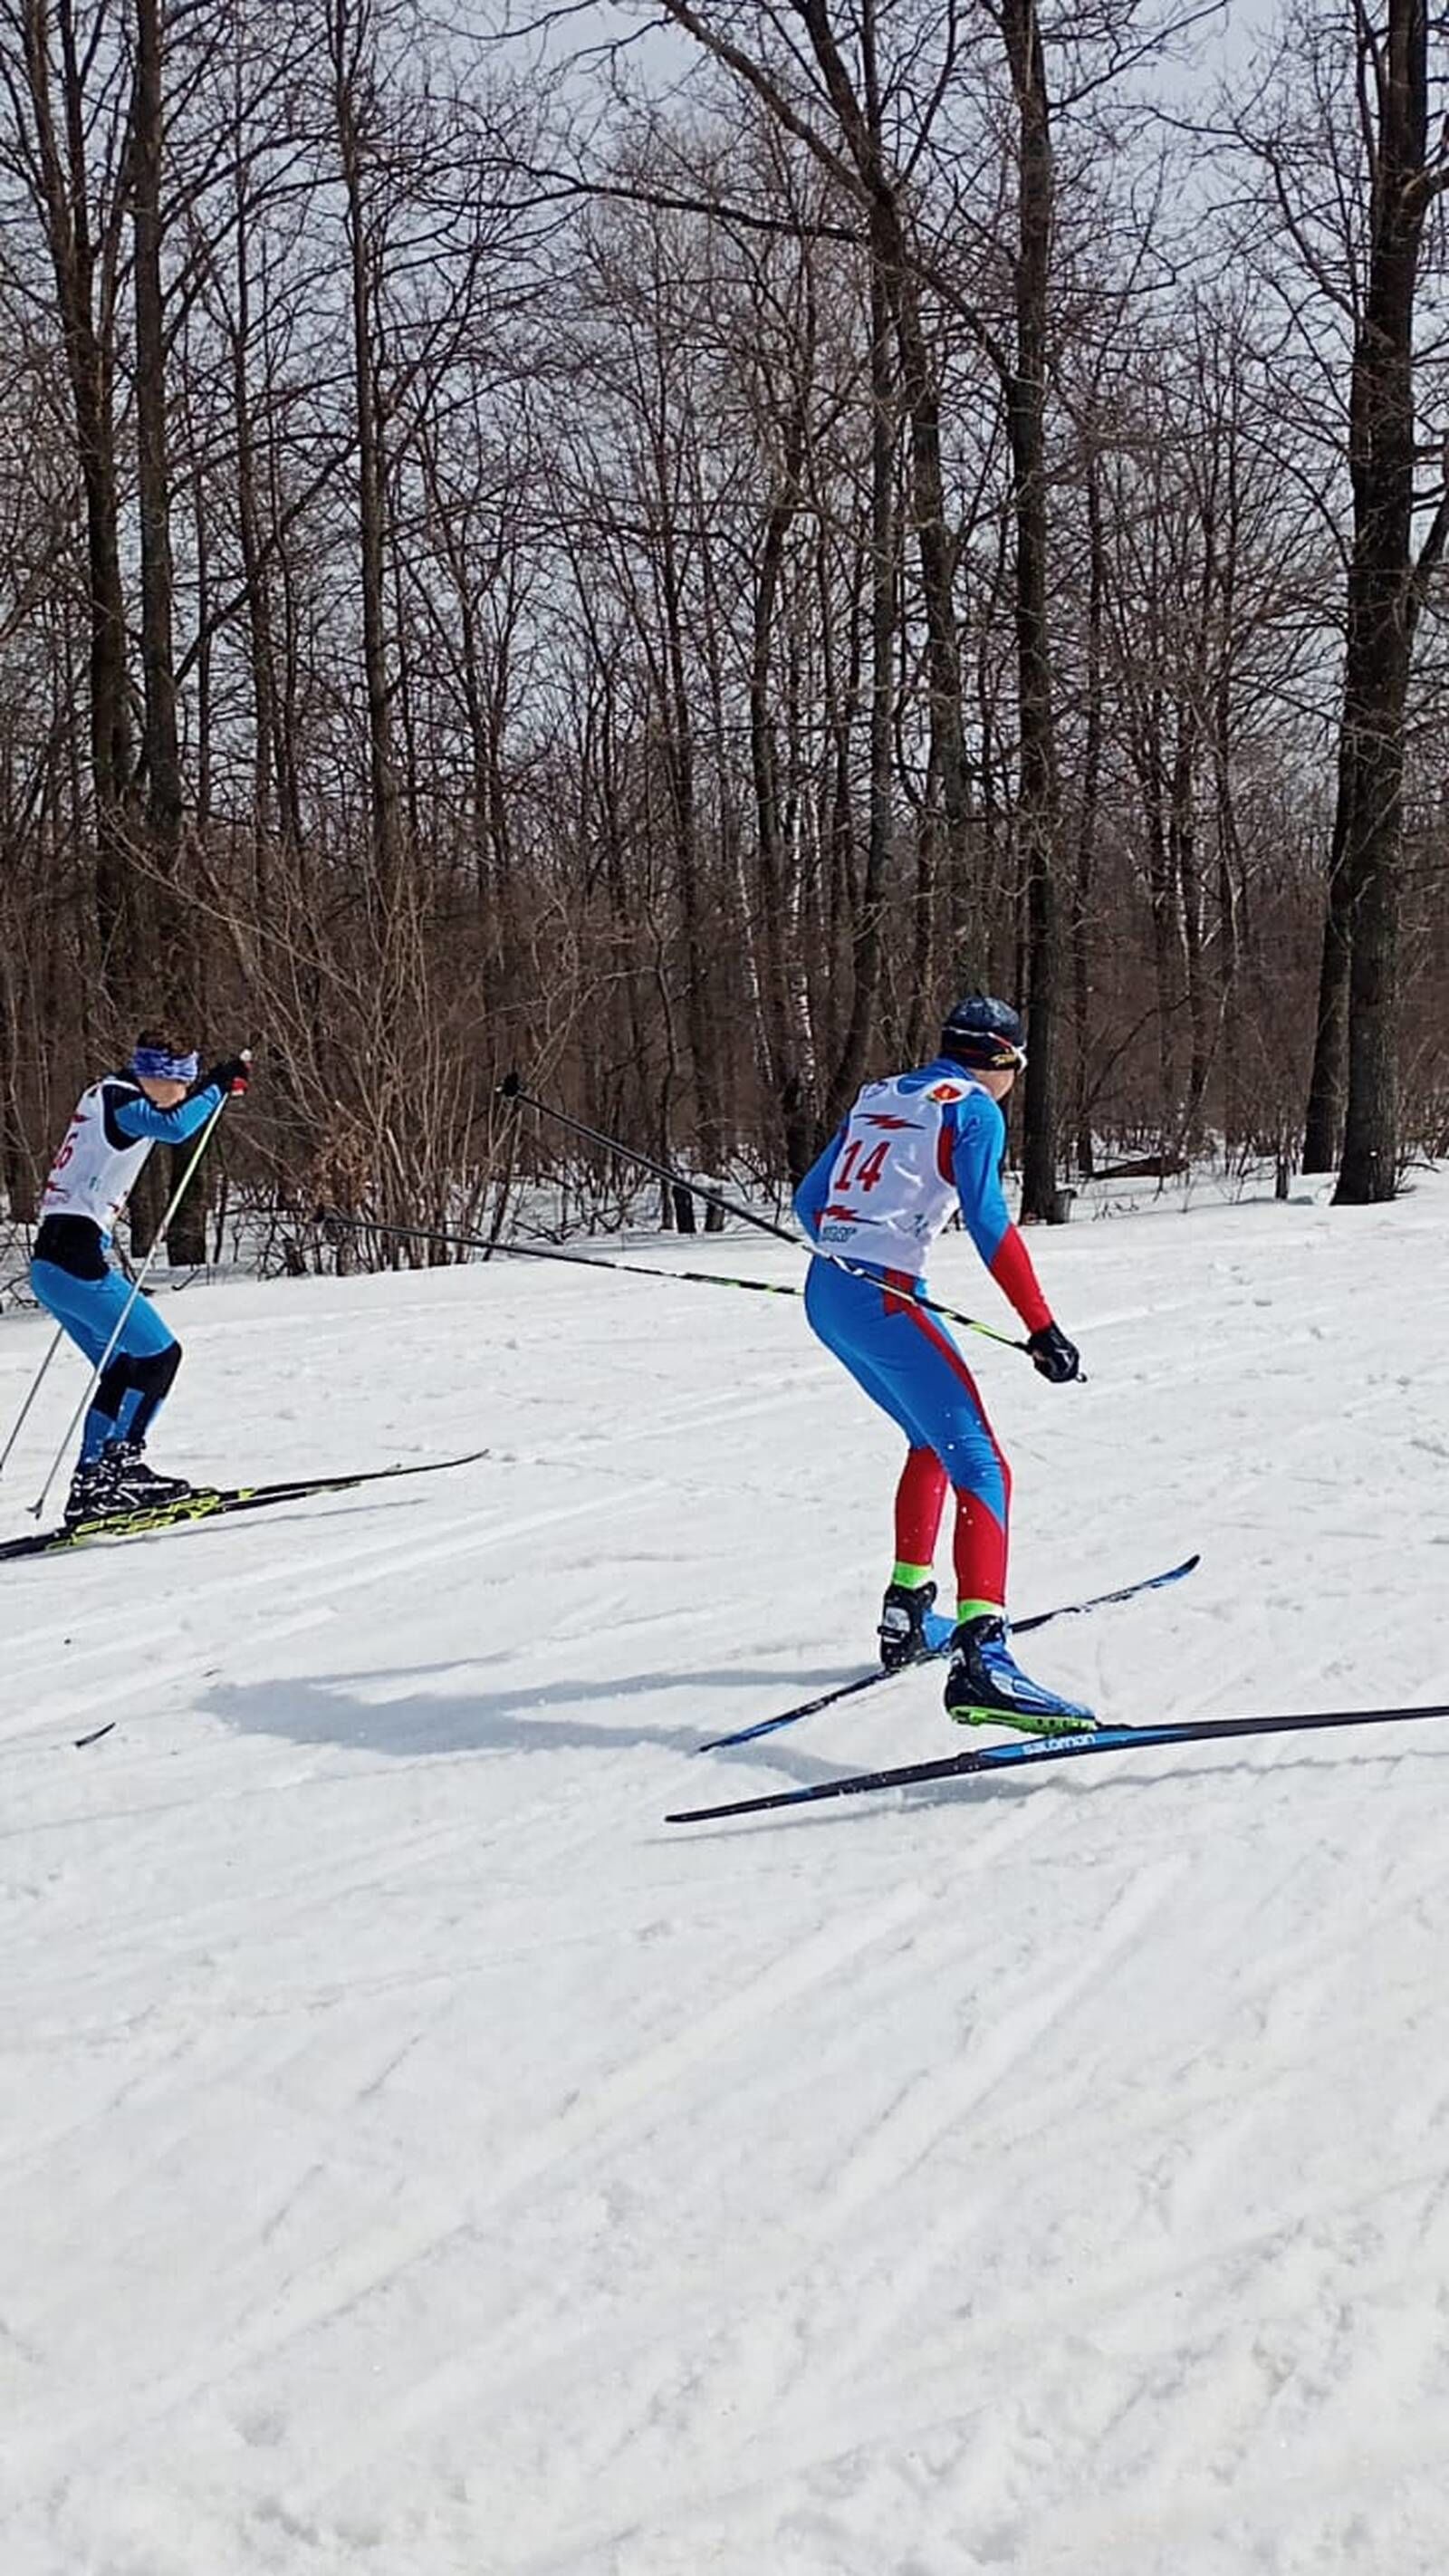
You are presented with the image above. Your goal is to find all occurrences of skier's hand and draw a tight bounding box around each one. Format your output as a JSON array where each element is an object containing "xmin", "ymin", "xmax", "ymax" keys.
[
  {"xmin": 199, "ymin": 1053, "xmax": 251, "ymax": 1099},
  {"xmin": 1028, "ymin": 1322, "xmax": 1080, "ymax": 1383}
]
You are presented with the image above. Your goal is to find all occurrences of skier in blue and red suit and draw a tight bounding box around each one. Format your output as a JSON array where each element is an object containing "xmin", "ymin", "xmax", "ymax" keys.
[{"xmin": 794, "ymin": 994, "xmax": 1093, "ymax": 1733}]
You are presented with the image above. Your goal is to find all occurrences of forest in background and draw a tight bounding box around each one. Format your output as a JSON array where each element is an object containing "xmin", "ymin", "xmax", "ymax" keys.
[{"xmin": 2, "ymin": 0, "xmax": 1448, "ymax": 1271}]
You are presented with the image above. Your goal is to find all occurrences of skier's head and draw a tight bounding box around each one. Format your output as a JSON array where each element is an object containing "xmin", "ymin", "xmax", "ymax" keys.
[
  {"xmin": 131, "ymin": 1031, "xmax": 199, "ymax": 1108},
  {"xmin": 939, "ymin": 994, "xmax": 1026, "ymax": 1096}
]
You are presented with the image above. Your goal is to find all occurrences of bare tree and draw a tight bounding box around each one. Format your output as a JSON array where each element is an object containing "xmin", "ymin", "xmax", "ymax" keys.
[
  {"xmin": 4, "ymin": 0, "xmax": 143, "ymax": 1007},
  {"xmin": 1332, "ymin": 0, "xmax": 1449, "ymax": 1198}
]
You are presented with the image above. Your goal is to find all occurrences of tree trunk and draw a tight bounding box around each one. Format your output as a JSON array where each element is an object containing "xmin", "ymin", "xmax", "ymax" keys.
[
  {"xmin": 1173, "ymin": 700, "xmax": 1210, "ymax": 1145},
  {"xmin": 657, "ymin": 507, "xmax": 719, "ymax": 1168},
  {"xmin": 887, "ymin": 256, "xmax": 973, "ymax": 967},
  {"xmin": 750, "ymin": 401, "xmax": 820, "ymax": 1177},
  {"xmin": 1071, "ymin": 444, "xmax": 1104, "ymax": 1178},
  {"xmin": 331, "ymin": 0, "xmax": 402, "ymax": 907},
  {"xmin": 1335, "ymin": 0, "xmax": 1434, "ymax": 1206},
  {"xmin": 1002, "ymin": 0, "xmax": 1064, "ymax": 1223},
  {"xmin": 828, "ymin": 255, "xmax": 894, "ymax": 1138},
  {"xmin": 20, "ymin": 0, "xmax": 143, "ymax": 1014},
  {"xmin": 1138, "ymin": 705, "xmax": 1179, "ymax": 1139},
  {"xmin": 1301, "ymin": 723, "xmax": 1355, "ymax": 1170},
  {"xmin": 133, "ymin": 0, "xmax": 207, "ymax": 1264}
]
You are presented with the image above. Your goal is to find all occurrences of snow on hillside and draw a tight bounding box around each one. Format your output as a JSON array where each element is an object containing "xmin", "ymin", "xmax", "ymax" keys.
[{"xmin": 4, "ymin": 1175, "xmax": 1449, "ymax": 2576}]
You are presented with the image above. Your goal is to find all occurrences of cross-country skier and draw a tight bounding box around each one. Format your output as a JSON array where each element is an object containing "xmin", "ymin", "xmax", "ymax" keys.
[
  {"xmin": 793, "ymin": 995, "xmax": 1092, "ymax": 1733},
  {"xmin": 30, "ymin": 1033, "xmax": 250, "ymax": 1523}
]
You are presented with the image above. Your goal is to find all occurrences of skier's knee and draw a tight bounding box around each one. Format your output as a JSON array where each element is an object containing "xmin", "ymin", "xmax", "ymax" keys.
[
  {"xmin": 147, "ymin": 1341, "xmax": 182, "ymax": 1401},
  {"xmin": 945, "ymin": 1455, "xmax": 1008, "ymax": 1527},
  {"xmin": 95, "ymin": 1356, "xmax": 130, "ymax": 1423},
  {"xmin": 124, "ymin": 1343, "xmax": 181, "ymax": 1403}
]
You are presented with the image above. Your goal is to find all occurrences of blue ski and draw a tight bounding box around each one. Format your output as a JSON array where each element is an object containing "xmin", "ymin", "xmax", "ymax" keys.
[
  {"xmin": 696, "ymin": 1553, "xmax": 1200, "ymax": 1754},
  {"xmin": 667, "ymin": 1698, "xmax": 1449, "ymax": 1825}
]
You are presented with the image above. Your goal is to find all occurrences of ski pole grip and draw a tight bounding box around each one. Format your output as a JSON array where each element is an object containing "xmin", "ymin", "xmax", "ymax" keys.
[{"xmin": 497, "ymin": 1071, "xmax": 523, "ymax": 1101}]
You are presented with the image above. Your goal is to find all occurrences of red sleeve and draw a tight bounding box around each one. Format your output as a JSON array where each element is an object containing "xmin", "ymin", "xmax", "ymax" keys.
[{"xmin": 987, "ymin": 1225, "xmax": 1052, "ymax": 1337}]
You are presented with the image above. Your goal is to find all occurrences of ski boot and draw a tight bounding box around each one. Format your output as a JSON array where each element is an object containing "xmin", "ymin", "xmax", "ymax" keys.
[
  {"xmin": 944, "ymin": 1614, "xmax": 1097, "ymax": 1735},
  {"xmin": 97, "ymin": 1439, "xmax": 193, "ymax": 1513},
  {"xmin": 878, "ymin": 1579, "xmax": 937, "ymax": 1673},
  {"xmin": 63, "ymin": 1451, "xmax": 123, "ymax": 1524}
]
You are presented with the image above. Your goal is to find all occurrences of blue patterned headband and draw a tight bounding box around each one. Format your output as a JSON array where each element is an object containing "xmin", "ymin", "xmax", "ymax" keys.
[{"xmin": 131, "ymin": 1043, "xmax": 199, "ymax": 1082}]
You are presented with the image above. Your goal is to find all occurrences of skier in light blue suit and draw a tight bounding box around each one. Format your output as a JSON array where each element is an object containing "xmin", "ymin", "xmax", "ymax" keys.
[{"xmin": 31, "ymin": 1033, "xmax": 249, "ymax": 1521}]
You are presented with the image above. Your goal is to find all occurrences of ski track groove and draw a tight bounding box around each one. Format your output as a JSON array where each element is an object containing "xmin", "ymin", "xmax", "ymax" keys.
[
  {"xmin": 256, "ymin": 1784, "xmax": 1076, "ymax": 2508},
  {"xmin": 235, "ymin": 1806, "xmax": 1187, "ymax": 2554},
  {"xmin": 9, "ymin": 1872, "xmax": 946, "ymax": 2486},
  {"xmin": 794, "ymin": 1850, "xmax": 1188, "ymax": 2351},
  {"xmin": 262, "ymin": 1774, "xmax": 1446, "ymax": 2562},
  {"xmin": 0, "ymin": 1484, "xmax": 673, "ymax": 1753},
  {"xmin": 498, "ymin": 2145, "xmax": 1449, "ymax": 2576},
  {"xmin": 0, "ymin": 1370, "xmax": 826, "ymax": 1697}
]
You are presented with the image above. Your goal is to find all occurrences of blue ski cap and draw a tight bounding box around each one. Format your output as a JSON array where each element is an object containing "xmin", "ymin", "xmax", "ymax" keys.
[
  {"xmin": 940, "ymin": 993, "xmax": 1027, "ymax": 1072},
  {"xmin": 131, "ymin": 1035, "xmax": 199, "ymax": 1083}
]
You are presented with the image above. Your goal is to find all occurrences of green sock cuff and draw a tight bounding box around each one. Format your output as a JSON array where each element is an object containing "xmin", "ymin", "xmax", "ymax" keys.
[
  {"xmin": 891, "ymin": 1562, "xmax": 934, "ymax": 1590},
  {"xmin": 956, "ymin": 1597, "xmax": 1005, "ymax": 1626}
]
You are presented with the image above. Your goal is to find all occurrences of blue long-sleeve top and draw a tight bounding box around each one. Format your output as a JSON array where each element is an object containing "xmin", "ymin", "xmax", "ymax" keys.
[{"xmin": 111, "ymin": 1086, "xmax": 225, "ymax": 1146}]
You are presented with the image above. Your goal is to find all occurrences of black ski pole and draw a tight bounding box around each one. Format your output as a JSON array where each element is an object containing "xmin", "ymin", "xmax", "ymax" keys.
[
  {"xmin": 497, "ymin": 1072, "xmax": 800, "ymax": 1245},
  {"xmin": 496, "ymin": 1075, "xmax": 1031, "ymax": 1355},
  {"xmin": 314, "ymin": 1206, "xmax": 807, "ymax": 1304}
]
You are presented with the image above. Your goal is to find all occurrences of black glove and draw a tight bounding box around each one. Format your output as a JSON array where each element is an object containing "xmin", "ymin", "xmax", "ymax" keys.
[
  {"xmin": 199, "ymin": 1053, "xmax": 251, "ymax": 1099},
  {"xmin": 1028, "ymin": 1322, "xmax": 1080, "ymax": 1383}
]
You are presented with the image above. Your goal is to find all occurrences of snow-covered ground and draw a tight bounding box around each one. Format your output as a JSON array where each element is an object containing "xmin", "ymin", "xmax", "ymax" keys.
[{"xmin": 4, "ymin": 1175, "xmax": 1449, "ymax": 2576}]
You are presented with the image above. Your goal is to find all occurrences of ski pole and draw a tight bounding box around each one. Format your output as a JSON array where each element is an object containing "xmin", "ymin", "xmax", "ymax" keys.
[
  {"xmin": 315, "ymin": 1206, "xmax": 810, "ymax": 1303},
  {"xmin": 0, "ymin": 1324, "xmax": 64, "ymax": 1485},
  {"xmin": 318, "ymin": 1208, "xmax": 1022, "ymax": 1353},
  {"xmin": 497, "ymin": 1072, "xmax": 1030, "ymax": 1353},
  {"xmin": 28, "ymin": 1073, "xmax": 242, "ymax": 1520},
  {"xmin": 497, "ymin": 1071, "xmax": 801, "ymax": 1245}
]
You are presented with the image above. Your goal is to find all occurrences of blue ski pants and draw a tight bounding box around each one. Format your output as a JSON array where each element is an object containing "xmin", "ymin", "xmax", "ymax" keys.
[{"xmin": 30, "ymin": 1260, "xmax": 181, "ymax": 1463}]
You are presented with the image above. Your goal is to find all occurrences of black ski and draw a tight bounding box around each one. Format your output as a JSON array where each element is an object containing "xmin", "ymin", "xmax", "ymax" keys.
[
  {"xmin": 1, "ymin": 1447, "xmax": 493, "ymax": 1564},
  {"xmin": 696, "ymin": 1552, "xmax": 1201, "ymax": 1753},
  {"xmin": 667, "ymin": 1699, "xmax": 1449, "ymax": 1825}
]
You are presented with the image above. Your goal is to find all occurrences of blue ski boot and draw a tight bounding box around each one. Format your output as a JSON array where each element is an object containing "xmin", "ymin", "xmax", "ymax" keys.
[
  {"xmin": 944, "ymin": 1614, "xmax": 1098, "ymax": 1735},
  {"xmin": 878, "ymin": 1579, "xmax": 937, "ymax": 1672}
]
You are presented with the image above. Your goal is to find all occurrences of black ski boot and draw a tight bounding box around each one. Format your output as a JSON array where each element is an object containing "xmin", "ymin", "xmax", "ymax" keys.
[
  {"xmin": 63, "ymin": 1452, "xmax": 123, "ymax": 1523},
  {"xmin": 878, "ymin": 1578, "xmax": 937, "ymax": 1673},
  {"xmin": 99, "ymin": 1440, "xmax": 193, "ymax": 1513}
]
